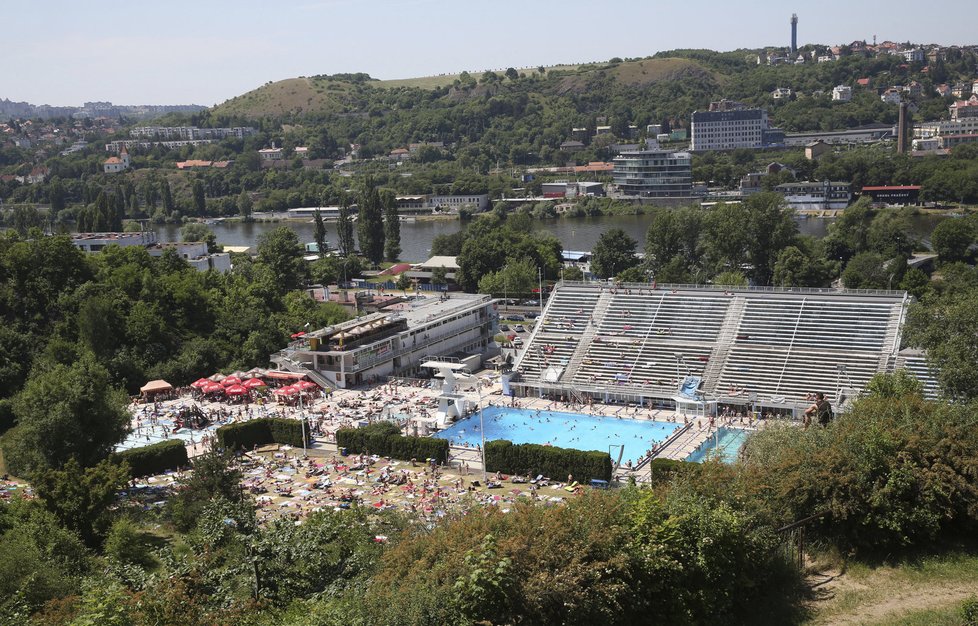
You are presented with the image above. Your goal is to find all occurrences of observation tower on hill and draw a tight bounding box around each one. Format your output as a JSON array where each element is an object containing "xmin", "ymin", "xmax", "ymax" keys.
[{"xmin": 791, "ymin": 14, "xmax": 798, "ymax": 55}]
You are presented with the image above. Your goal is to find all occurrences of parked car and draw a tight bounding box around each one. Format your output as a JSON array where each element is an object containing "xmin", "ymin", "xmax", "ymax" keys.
[
  {"xmin": 508, "ymin": 314, "xmax": 525, "ymax": 321},
  {"xmin": 515, "ymin": 325, "xmax": 527, "ymax": 333},
  {"xmin": 513, "ymin": 337, "xmax": 523, "ymax": 346},
  {"xmin": 499, "ymin": 324, "xmax": 511, "ymax": 331}
]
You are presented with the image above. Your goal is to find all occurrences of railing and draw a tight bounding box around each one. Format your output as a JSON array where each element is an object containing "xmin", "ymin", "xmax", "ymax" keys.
[
  {"xmin": 776, "ymin": 512, "xmax": 829, "ymax": 570},
  {"xmin": 556, "ymin": 280, "xmax": 907, "ymax": 298}
]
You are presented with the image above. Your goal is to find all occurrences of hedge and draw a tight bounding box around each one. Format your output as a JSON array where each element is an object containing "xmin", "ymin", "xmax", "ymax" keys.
[
  {"xmin": 646, "ymin": 458, "xmax": 694, "ymax": 483},
  {"xmin": 485, "ymin": 440, "xmax": 612, "ymax": 483},
  {"xmin": 216, "ymin": 418, "xmax": 305, "ymax": 451},
  {"xmin": 114, "ymin": 439, "xmax": 189, "ymax": 477},
  {"xmin": 335, "ymin": 422, "xmax": 449, "ymax": 464}
]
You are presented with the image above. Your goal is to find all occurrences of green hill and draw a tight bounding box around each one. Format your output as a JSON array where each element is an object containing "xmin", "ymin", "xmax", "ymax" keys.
[{"xmin": 212, "ymin": 57, "xmax": 722, "ymax": 120}]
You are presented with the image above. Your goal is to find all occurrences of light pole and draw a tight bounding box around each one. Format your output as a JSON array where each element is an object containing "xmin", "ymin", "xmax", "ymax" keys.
[{"xmin": 477, "ymin": 385, "xmax": 487, "ymax": 484}]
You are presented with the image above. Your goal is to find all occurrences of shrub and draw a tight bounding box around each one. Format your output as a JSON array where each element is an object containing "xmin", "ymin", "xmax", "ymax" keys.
[
  {"xmin": 646, "ymin": 458, "xmax": 694, "ymax": 484},
  {"xmin": 335, "ymin": 422, "xmax": 449, "ymax": 464},
  {"xmin": 215, "ymin": 418, "xmax": 305, "ymax": 450},
  {"xmin": 113, "ymin": 439, "xmax": 188, "ymax": 477},
  {"xmin": 485, "ymin": 440, "xmax": 612, "ymax": 482},
  {"xmin": 739, "ymin": 396, "xmax": 978, "ymax": 556}
]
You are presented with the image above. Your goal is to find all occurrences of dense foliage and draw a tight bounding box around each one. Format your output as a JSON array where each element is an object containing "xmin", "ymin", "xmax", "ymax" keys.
[
  {"xmin": 335, "ymin": 421, "xmax": 450, "ymax": 464},
  {"xmin": 114, "ymin": 439, "xmax": 189, "ymax": 477},
  {"xmin": 485, "ymin": 439, "xmax": 613, "ymax": 482},
  {"xmin": 215, "ymin": 418, "xmax": 307, "ymax": 451}
]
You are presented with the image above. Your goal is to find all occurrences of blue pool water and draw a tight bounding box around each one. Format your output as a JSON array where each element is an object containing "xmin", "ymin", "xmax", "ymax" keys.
[
  {"xmin": 434, "ymin": 406, "xmax": 681, "ymax": 465},
  {"xmin": 685, "ymin": 427, "xmax": 750, "ymax": 463}
]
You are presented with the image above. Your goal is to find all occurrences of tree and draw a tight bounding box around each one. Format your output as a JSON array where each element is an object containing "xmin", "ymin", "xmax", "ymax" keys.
[
  {"xmin": 478, "ymin": 257, "xmax": 537, "ymax": 298},
  {"xmin": 590, "ymin": 228, "xmax": 638, "ymax": 279},
  {"xmin": 181, "ymin": 223, "xmax": 219, "ymax": 253},
  {"xmin": 865, "ymin": 369, "xmax": 924, "ymax": 399},
  {"xmin": 382, "ymin": 189, "xmax": 401, "ymax": 261},
  {"xmin": 357, "ymin": 181, "xmax": 384, "ymax": 265},
  {"xmin": 192, "ymin": 179, "xmax": 206, "ymax": 216},
  {"xmin": 772, "ymin": 245, "xmax": 831, "ymax": 287},
  {"xmin": 841, "ymin": 252, "xmax": 890, "ymax": 289},
  {"xmin": 431, "ymin": 266, "xmax": 448, "ymax": 289},
  {"xmin": 160, "ymin": 177, "xmax": 174, "ymax": 213},
  {"xmin": 336, "ymin": 195, "xmax": 355, "ymax": 257},
  {"xmin": 167, "ymin": 453, "xmax": 243, "ymax": 532},
  {"xmin": 431, "ymin": 231, "xmax": 466, "ymax": 256},
  {"xmin": 931, "ymin": 218, "xmax": 974, "ymax": 265},
  {"xmin": 3, "ymin": 355, "xmax": 130, "ymax": 478},
  {"xmin": 905, "ymin": 282, "xmax": 978, "ymax": 401},
  {"xmin": 33, "ymin": 457, "xmax": 130, "ymax": 546},
  {"xmin": 396, "ymin": 272, "xmax": 411, "ymax": 295},
  {"xmin": 313, "ymin": 208, "xmax": 327, "ymax": 258},
  {"xmin": 237, "ymin": 191, "xmax": 253, "ymax": 220},
  {"xmin": 712, "ymin": 270, "xmax": 748, "ymax": 287},
  {"xmin": 257, "ymin": 226, "xmax": 308, "ymax": 294},
  {"xmin": 505, "ymin": 67, "xmax": 519, "ymax": 81}
]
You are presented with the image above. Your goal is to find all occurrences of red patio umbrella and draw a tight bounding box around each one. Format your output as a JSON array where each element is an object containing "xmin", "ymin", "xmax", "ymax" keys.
[
  {"xmin": 222, "ymin": 376, "xmax": 242, "ymax": 387},
  {"xmin": 225, "ymin": 384, "xmax": 248, "ymax": 396},
  {"xmin": 243, "ymin": 377, "xmax": 266, "ymax": 389},
  {"xmin": 290, "ymin": 331, "xmax": 307, "ymax": 339},
  {"xmin": 295, "ymin": 380, "xmax": 319, "ymax": 391},
  {"xmin": 208, "ymin": 373, "xmax": 226, "ymax": 382},
  {"xmin": 274, "ymin": 385, "xmax": 298, "ymax": 396},
  {"xmin": 190, "ymin": 378, "xmax": 210, "ymax": 388},
  {"xmin": 202, "ymin": 382, "xmax": 225, "ymax": 394}
]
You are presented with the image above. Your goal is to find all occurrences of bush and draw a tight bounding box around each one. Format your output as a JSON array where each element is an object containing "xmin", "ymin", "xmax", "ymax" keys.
[
  {"xmin": 646, "ymin": 458, "xmax": 694, "ymax": 484},
  {"xmin": 739, "ymin": 396, "xmax": 978, "ymax": 556},
  {"xmin": 335, "ymin": 422, "xmax": 449, "ymax": 464},
  {"xmin": 963, "ymin": 596, "xmax": 978, "ymax": 626},
  {"xmin": 485, "ymin": 440, "xmax": 612, "ymax": 482},
  {"xmin": 113, "ymin": 439, "xmax": 188, "ymax": 477},
  {"xmin": 215, "ymin": 418, "xmax": 305, "ymax": 451}
]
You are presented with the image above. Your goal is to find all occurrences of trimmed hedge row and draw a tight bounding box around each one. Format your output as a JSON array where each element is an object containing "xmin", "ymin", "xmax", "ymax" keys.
[
  {"xmin": 335, "ymin": 422, "xmax": 449, "ymax": 464},
  {"xmin": 646, "ymin": 458, "xmax": 694, "ymax": 483},
  {"xmin": 485, "ymin": 440, "xmax": 612, "ymax": 482},
  {"xmin": 216, "ymin": 418, "xmax": 305, "ymax": 450},
  {"xmin": 114, "ymin": 439, "xmax": 189, "ymax": 477}
]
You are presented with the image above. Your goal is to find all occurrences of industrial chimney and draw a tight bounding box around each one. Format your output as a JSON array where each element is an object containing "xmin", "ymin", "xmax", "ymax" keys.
[{"xmin": 791, "ymin": 14, "xmax": 798, "ymax": 56}]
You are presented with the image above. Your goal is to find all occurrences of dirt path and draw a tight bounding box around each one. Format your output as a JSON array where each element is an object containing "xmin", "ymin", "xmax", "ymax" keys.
[{"xmin": 806, "ymin": 567, "xmax": 976, "ymax": 625}]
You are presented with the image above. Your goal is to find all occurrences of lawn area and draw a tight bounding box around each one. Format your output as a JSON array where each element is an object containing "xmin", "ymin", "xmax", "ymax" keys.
[{"xmin": 804, "ymin": 549, "xmax": 978, "ymax": 625}]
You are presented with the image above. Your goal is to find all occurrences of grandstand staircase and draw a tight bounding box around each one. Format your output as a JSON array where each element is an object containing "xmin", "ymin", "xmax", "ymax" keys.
[
  {"xmin": 878, "ymin": 303, "xmax": 906, "ymax": 371},
  {"xmin": 701, "ymin": 296, "xmax": 747, "ymax": 393},
  {"xmin": 558, "ymin": 290, "xmax": 613, "ymax": 383}
]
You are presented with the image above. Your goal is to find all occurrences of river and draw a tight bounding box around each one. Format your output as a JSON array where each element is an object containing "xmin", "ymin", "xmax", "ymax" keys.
[{"xmin": 154, "ymin": 213, "xmax": 946, "ymax": 262}]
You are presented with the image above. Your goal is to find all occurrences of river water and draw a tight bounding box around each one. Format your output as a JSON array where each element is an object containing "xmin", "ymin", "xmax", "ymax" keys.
[{"xmin": 154, "ymin": 213, "xmax": 945, "ymax": 262}]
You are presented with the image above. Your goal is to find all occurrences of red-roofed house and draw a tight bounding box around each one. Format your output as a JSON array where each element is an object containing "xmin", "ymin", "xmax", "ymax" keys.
[
  {"xmin": 950, "ymin": 95, "xmax": 978, "ymax": 121},
  {"xmin": 103, "ymin": 147, "xmax": 130, "ymax": 173},
  {"xmin": 856, "ymin": 77, "xmax": 871, "ymax": 88}
]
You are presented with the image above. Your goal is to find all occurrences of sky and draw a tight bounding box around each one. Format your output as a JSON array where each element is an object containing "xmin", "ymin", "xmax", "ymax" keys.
[{"xmin": 6, "ymin": 0, "xmax": 976, "ymax": 107}]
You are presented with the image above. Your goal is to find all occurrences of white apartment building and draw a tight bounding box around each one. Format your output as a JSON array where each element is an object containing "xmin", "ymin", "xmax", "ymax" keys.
[
  {"xmin": 690, "ymin": 108, "xmax": 784, "ymax": 151},
  {"xmin": 832, "ymin": 85, "xmax": 853, "ymax": 102}
]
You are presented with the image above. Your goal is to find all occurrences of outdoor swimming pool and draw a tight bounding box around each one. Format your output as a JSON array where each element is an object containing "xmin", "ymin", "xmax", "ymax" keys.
[
  {"xmin": 685, "ymin": 427, "xmax": 750, "ymax": 463},
  {"xmin": 434, "ymin": 406, "xmax": 681, "ymax": 465}
]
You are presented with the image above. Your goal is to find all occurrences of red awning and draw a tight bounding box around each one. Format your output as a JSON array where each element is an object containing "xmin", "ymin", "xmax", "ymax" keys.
[{"xmin": 265, "ymin": 371, "xmax": 307, "ymax": 380}]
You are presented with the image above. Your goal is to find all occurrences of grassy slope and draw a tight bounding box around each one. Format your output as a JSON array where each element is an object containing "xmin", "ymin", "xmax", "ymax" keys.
[
  {"xmin": 804, "ymin": 550, "xmax": 978, "ymax": 625},
  {"xmin": 214, "ymin": 77, "xmax": 356, "ymax": 118},
  {"xmin": 211, "ymin": 58, "xmax": 717, "ymax": 119}
]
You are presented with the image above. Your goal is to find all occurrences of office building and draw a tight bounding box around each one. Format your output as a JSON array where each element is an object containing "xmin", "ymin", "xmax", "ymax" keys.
[
  {"xmin": 690, "ymin": 104, "xmax": 784, "ymax": 151},
  {"xmin": 612, "ymin": 141, "xmax": 692, "ymax": 197}
]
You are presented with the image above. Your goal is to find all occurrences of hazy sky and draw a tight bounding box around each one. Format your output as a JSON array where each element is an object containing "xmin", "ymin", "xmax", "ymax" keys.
[{"xmin": 6, "ymin": 0, "xmax": 975, "ymax": 106}]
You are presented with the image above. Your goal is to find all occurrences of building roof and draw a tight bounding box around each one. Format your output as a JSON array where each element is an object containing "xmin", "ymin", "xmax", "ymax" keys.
[
  {"xmin": 104, "ymin": 157, "xmax": 121, "ymax": 164},
  {"xmin": 862, "ymin": 185, "xmax": 922, "ymax": 191},
  {"xmin": 417, "ymin": 255, "xmax": 460, "ymax": 270}
]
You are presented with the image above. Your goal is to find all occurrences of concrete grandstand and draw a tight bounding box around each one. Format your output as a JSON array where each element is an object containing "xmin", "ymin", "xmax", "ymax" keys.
[{"xmin": 511, "ymin": 282, "xmax": 911, "ymax": 416}]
